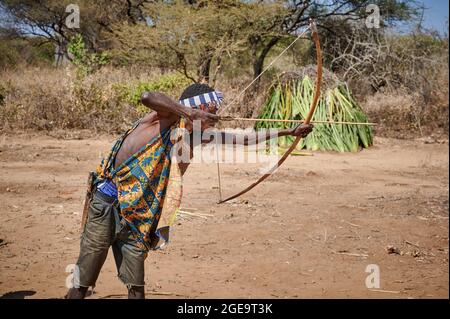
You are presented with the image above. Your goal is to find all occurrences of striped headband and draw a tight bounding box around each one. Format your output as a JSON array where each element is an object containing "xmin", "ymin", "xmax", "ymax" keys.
[{"xmin": 179, "ymin": 91, "xmax": 223, "ymax": 108}]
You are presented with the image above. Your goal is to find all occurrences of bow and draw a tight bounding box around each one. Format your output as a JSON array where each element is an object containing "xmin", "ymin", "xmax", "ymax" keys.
[{"xmin": 218, "ymin": 19, "xmax": 323, "ymax": 204}]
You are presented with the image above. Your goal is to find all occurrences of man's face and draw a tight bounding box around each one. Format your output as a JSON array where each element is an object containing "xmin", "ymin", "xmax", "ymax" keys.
[
  {"xmin": 185, "ymin": 101, "xmax": 219, "ymax": 132},
  {"xmin": 197, "ymin": 101, "xmax": 219, "ymax": 115}
]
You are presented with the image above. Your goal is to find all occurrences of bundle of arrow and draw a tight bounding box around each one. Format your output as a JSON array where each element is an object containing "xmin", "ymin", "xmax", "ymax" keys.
[{"xmin": 255, "ymin": 76, "xmax": 374, "ymax": 152}]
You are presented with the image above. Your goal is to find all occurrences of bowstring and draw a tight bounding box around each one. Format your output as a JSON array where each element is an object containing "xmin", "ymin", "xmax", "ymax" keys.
[
  {"xmin": 216, "ymin": 26, "xmax": 311, "ymax": 201},
  {"xmin": 218, "ymin": 26, "xmax": 311, "ymax": 116}
]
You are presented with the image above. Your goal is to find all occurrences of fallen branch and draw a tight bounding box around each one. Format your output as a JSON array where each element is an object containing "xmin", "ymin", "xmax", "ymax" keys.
[
  {"xmin": 178, "ymin": 210, "xmax": 213, "ymax": 219},
  {"xmin": 341, "ymin": 220, "xmax": 362, "ymax": 228},
  {"xmin": 180, "ymin": 207, "xmax": 214, "ymax": 217},
  {"xmin": 332, "ymin": 250, "xmax": 369, "ymax": 258},
  {"xmin": 405, "ymin": 240, "xmax": 420, "ymax": 248},
  {"xmin": 369, "ymin": 289, "xmax": 401, "ymax": 294},
  {"xmin": 146, "ymin": 291, "xmax": 183, "ymax": 296}
]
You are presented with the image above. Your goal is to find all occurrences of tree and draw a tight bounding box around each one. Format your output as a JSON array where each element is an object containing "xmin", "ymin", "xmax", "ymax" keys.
[
  {"xmin": 0, "ymin": 0, "xmax": 149, "ymax": 64},
  {"xmin": 242, "ymin": 0, "xmax": 419, "ymax": 91},
  {"xmin": 110, "ymin": 1, "xmax": 419, "ymax": 90}
]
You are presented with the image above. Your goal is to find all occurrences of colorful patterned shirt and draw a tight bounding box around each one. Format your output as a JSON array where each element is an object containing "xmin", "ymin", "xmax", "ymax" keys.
[{"xmin": 94, "ymin": 120, "xmax": 176, "ymax": 252}]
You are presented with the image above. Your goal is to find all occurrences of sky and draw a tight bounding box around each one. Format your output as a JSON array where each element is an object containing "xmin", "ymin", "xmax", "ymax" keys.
[
  {"xmin": 420, "ymin": 0, "xmax": 449, "ymax": 32},
  {"xmin": 0, "ymin": 1, "xmax": 448, "ymax": 36}
]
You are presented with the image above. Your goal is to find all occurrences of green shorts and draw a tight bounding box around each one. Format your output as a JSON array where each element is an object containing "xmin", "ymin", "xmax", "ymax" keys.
[{"xmin": 76, "ymin": 189, "xmax": 147, "ymax": 288}]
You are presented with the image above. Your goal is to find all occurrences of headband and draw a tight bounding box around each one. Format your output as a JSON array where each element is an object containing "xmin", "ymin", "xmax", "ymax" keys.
[{"xmin": 179, "ymin": 91, "xmax": 223, "ymax": 108}]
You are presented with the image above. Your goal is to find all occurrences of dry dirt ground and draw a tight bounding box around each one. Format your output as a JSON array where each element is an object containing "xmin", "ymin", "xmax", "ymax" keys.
[{"xmin": 0, "ymin": 132, "xmax": 448, "ymax": 299}]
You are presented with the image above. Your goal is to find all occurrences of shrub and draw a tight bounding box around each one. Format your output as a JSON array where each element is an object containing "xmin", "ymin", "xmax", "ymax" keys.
[
  {"xmin": 68, "ymin": 34, "xmax": 109, "ymax": 77},
  {"xmin": 113, "ymin": 73, "xmax": 191, "ymax": 113},
  {"xmin": 0, "ymin": 67, "xmax": 193, "ymax": 134}
]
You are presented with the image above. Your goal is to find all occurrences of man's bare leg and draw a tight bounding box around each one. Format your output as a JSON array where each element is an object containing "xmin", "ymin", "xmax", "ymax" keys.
[
  {"xmin": 128, "ymin": 286, "xmax": 145, "ymax": 299},
  {"xmin": 65, "ymin": 286, "xmax": 89, "ymax": 299}
]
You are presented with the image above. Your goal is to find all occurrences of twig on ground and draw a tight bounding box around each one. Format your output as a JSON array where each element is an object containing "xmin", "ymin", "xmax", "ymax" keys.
[
  {"xmin": 405, "ymin": 240, "xmax": 420, "ymax": 248},
  {"xmin": 179, "ymin": 211, "xmax": 207, "ymax": 219},
  {"xmin": 332, "ymin": 250, "xmax": 369, "ymax": 258},
  {"xmin": 369, "ymin": 289, "xmax": 401, "ymax": 294},
  {"xmin": 178, "ymin": 210, "xmax": 213, "ymax": 219},
  {"xmin": 306, "ymin": 234, "xmax": 322, "ymax": 243},
  {"xmin": 299, "ymin": 272, "xmax": 312, "ymax": 276},
  {"xmin": 341, "ymin": 220, "xmax": 362, "ymax": 228},
  {"xmin": 179, "ymin": 208, "xmax": 212, "ymax": 216},
  {"xmin": 146, "ymin": 291, "xmax": 182, "ymax": 296}
]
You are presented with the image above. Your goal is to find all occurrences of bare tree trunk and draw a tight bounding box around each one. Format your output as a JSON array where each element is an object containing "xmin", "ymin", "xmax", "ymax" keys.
[
  {"xmin": 211, "ymin": 57, "xmax": 222, "ymax": 87},
  {"xmin": 252, "ymin": 36, "xmax": 281, "ymax": 84},
  {"xmin": 54, "ymin": 40, "xmax": 70, "ymax": 67},
  {"xmin": 197, "ymin": 51, "xmax": 212, "ymax": 83},
  {"xmin": 241, "ymin": 37, "xmax": 281, "ymax": 117}
]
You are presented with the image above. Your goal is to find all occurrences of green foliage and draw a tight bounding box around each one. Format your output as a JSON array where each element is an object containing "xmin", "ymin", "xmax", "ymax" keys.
[
  {"xmin": 109, "ymin": 0, "xmax": 421, "ymax": 84},
  {"xmin": 68, "ymin": 34, "xmax": 109, "ymax": 77},
  {"xmin": 0, "ymin": 40, "xmax": 20, "ymax": 69},
  {"xmin": 0, "ymin": 37, "xmax": 53, "ymax": 69},
  {"xmin": 110, "ymin": 0, "xmax": 286, "ymax": 82},
  {"xmin": 256, "ymin": 76, "xmax": 373, "ymax": 152},
  {"xmin": 114, "ymin": 73, "xmax": 191, "ymax": 114}
]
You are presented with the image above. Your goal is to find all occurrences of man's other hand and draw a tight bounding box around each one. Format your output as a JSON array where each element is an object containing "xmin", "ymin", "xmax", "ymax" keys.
[{"xmin": 291, "ymin": 123, "xmax": 314, "ymax": 138}]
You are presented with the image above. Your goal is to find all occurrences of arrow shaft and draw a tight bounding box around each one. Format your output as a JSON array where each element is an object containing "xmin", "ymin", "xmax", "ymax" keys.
[{"xmin": 219, "ymin": 117, "xmax": 375, "ymax": 126}]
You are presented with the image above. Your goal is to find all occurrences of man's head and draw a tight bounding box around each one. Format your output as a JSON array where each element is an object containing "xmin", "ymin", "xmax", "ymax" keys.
[{"xmin": 179, "ymin": 83, "xmax": 223, "ymax": 114}]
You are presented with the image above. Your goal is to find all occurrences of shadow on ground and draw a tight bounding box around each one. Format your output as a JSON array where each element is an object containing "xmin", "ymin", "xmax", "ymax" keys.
[{"xmin": 0, "ymin": 290, "xmax": 36, "ymax": 299}]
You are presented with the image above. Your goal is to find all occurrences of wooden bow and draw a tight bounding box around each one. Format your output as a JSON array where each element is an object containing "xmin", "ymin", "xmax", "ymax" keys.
[{"xmin": 218, "ymin": 19, "xmax": 323, "ymax": 204}]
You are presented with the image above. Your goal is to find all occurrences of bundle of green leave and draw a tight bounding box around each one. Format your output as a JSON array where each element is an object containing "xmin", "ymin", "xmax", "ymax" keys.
[{"xmin": 255, "ymin": 75, "xmax": 373, "ymax": 152}]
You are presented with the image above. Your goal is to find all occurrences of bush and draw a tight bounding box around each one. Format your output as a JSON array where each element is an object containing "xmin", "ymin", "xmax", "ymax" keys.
[
  {"xmin": 0, "ymin": 37, "xmax": 53, "ymax": 70},
  {"xmin": 114, "ymin": 73, "xmax": 191, "ymax": 113},
  {"xmin": 256, "ymin": 75, "xmax": 373, "ymax": 152},
  {"xmin": 0, "ymin": 67, "xmax": 193, "ymax": 134},
  {"xmin": 68, "ymin": 34, "xmax": 109, "ymax": 77}
]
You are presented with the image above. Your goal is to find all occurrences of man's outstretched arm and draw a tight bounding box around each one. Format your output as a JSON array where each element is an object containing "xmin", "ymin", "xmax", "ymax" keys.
[{"xmin": 202, "ymin": 124, "xmax": 314, "ymax": 145}]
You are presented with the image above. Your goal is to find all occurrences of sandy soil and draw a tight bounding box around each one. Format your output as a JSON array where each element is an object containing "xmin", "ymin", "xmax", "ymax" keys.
[{"xmin": 0, "ymin": 132, "xmax": 448, "ymax": 299}]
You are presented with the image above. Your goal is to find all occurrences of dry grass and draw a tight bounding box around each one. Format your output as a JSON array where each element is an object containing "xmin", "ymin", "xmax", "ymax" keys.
[
  {"xmin": 0, "ymin": 63, "xmax": 448, "ymax": 139},
  {"xmin": 362, "ymin": 67, "xmax": 449, "ymax": 140},
  {"xmin": 0, "ymin": 66, "xmax": 168, "ymax": 134},
  {"xmin": 0, "ymin": 65, "xmax": 267, "ymax": 134}
]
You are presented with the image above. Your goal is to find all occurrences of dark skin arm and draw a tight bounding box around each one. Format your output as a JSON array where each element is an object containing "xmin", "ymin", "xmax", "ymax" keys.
[
  {"xmin": 219, "ymin": 124, "xmax": 313, "ymax": 145},
  {"xmin": 141, "ymin": 91, "xmax": 312, "ymax": 146},
  {"xmin": 199, "ymin": 124, "xmax": 314, "ymax": 145},
  {"xmin": 114, "ymin": 92, "xmax": 218, "ymax": 169},
  {"xmin": 176, "ymin": 124, "xmax": 313, "ymax": 175},
  {"xmin": 116, "ymin": 91, "xmax": 312, "ymax": 171},
  {"xmin": 140, "ymin": 92, "xmax": 218, "ymax": 127}
]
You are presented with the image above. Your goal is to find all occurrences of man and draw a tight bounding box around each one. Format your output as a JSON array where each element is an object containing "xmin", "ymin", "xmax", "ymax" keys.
[{"xmin": 65, "ymin": 83, "xmax": 313, "ymax": 299}]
